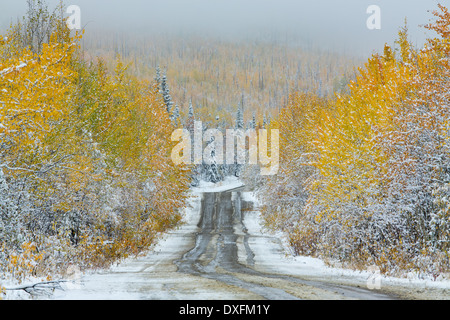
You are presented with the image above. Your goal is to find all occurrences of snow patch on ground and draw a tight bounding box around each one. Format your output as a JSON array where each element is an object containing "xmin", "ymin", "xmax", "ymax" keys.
[
  {"xmin": 3, "ymin": 178, "xmax": 449, "ymax": 300},
  {"xmin": 192, "ymin": 176, "xmax": 244, "ymax": 193},
  {"xmin": 242, "ymin": 191, "xmax": 450, "ymax": 293},
  {"xmin": 241, "ymin": 191, "xmax": 260, "ymax": 206}
]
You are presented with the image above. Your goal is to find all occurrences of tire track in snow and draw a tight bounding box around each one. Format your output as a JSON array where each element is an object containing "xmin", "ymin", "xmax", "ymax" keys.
[{"xmin": 175, "ymin": 191, "xmax": 395, "ymax": 300}]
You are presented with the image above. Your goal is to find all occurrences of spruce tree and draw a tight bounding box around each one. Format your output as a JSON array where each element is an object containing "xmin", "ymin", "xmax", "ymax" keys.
[
  {"xmin": 186, "ymin": 99, "xmax": 195, "ymax": 135},
  {"xmin": 173, "ymin": 104, "xmax": 180, "ymax": 126},
  {"xmin": 251, "ymin": 112, "xmax": 257, "ymax": 129},
  {"xmin": 204, "ymin": 136, "xmax": 221, "ymax": 183},
  {"xmin": 236, "ymin": 106, "xmax": 244, "ymax": 129},
  {"xmin": 188, "ymin": 99, "xmax": 194, "ymax": 119},
  {"xmin": 233, "ymin": 106, "xmax": 245, "ymax": 177},
  {"xmin": 155, "ymin": 66, "xmax": 162, "ymax": 86},
  {"xmin": 160, "ymin": 69, "xmax": 174, "ymax": 115}
]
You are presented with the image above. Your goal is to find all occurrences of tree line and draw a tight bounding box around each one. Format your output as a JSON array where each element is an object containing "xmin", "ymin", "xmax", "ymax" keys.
[
  {"xmin": 255, "ymin": 5, "xmax": 450, "ymax": 277},
  {"xmin": 0, "ymin": 0, "xmax": 190, "ymax": 283}
]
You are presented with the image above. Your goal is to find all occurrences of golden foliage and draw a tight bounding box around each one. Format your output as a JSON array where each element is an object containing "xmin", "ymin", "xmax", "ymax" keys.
[
  {"xmin": 260, "ymin": 5, "xmax": 450, "ymax": 275},
  {"xmin": 0, "ymin": 14, "xmax": 190, "ymax": 281}
]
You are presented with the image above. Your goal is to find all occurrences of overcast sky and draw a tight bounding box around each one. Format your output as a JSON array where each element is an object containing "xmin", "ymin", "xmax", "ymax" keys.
[{"xmin": 0, "ymin": 0, "xmax": 444, "ymax": 56}]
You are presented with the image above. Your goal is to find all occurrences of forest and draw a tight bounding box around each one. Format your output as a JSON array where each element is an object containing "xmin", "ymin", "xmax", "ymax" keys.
[
  {"xmin": 0, "ymin": 0, "xmax": 191, "ymax": 283},
  {"xmin": 257, "ymin": 4, "xmax": 450, "ymax": 277},
  {"xmin": 1, "ymin": 0, "xmax": 450, "ymax": 288}
]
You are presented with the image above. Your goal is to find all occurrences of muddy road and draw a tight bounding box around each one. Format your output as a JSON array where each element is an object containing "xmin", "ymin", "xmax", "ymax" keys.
[
  {"xmin": 173, "ymin": 191, "xmax": 394, "ymax": 300},
  {"xmin": 52, "ymin": 190, "xmax": 449, "ymax": 300}
]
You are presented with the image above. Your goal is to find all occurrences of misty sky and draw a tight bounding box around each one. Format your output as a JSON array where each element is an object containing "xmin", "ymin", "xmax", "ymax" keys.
[{"xmin": 0, "ymin": 0, "xmax": 444, "ymax": 56}]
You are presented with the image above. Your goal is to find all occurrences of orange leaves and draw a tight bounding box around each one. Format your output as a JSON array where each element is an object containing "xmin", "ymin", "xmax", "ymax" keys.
[{"xmin": 426, "ymin": 4, "xmax": 450, "ymax": 40}]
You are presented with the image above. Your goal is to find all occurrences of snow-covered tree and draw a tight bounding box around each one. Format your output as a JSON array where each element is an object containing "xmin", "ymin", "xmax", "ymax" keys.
[
  {"xmin": 0, "ymin": 5, "xmax": 192, "ymax": 283},
  {"xmin": 173, "ymin": 104, "xmax": 180, "ymax": 126},
  {"xmin": 188, "ymin": 99, "xmax": 194, "ymax": 119},
  {"xmin": 0, "ymin": 167, "xmax": 20, "ymax": 251},
  {"xmin": 160, "ymin": 69, "xmax": 174, "ymax": 114},
  {"xmin": 203, "ymin": 135, "xmax": 222, "ymax": 183},
  {"xmin": 235, "ymin": 106, "xmax": 244, "ymax": 129},
  {"xmin": 155, "ymin": 65, "xmax": 162, "ymax": 85},
  {"xmin": 257, "ymin": 7, "xmax": 450, "ymax": 275},
  {"xmin": 263, "ymin": 114, "xmax": 268, "ymax": 129},
  {"xmin": 251, "ymin": 112, "xmax": 257, "ymax": 129}
]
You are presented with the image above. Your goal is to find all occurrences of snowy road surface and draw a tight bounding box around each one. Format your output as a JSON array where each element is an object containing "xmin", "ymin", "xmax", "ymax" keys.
[{"xmin": 49, "ymin": 182, "xmax": 449, "ymax": 300}]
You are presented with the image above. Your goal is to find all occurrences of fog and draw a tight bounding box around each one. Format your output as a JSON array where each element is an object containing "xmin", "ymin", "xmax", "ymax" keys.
[{"xmin": 0, "ymin": 0, "xmax": 443, "ymax": 56}]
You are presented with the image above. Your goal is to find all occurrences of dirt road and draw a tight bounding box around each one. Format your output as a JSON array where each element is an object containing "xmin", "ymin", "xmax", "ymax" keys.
[
  {"xmin": 51, "ymin": 189, "xmax": 449, "ymax": 300},
  {"xmin": 173, "ymin": 191, "xmax": 395, "ymax": 300}
]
